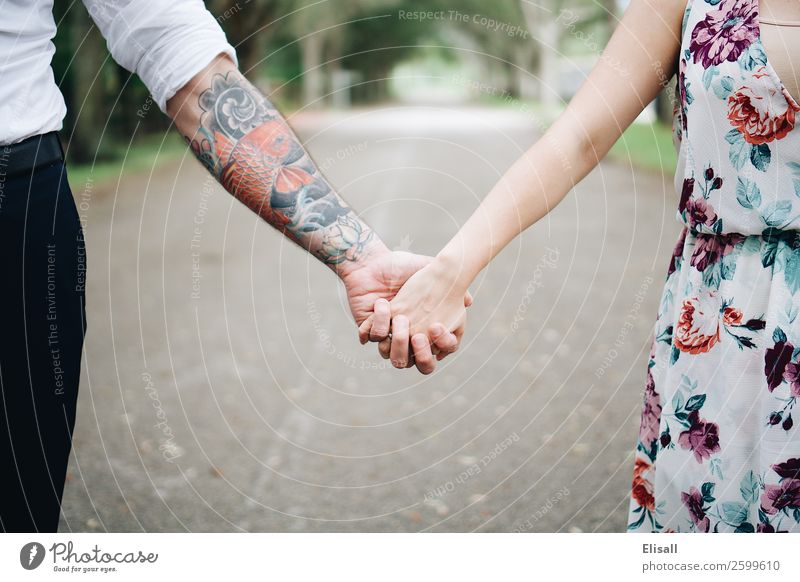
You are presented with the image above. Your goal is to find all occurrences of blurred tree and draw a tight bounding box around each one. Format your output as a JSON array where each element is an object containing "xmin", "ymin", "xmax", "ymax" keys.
[
  {"xmin": 520, "ymin": 0, "xmax": 560, "ymax": 105},
  {"xmin": 339, "ymin": 0, "xmax": 531, "ymax": 102},
  {"xmin": 49, "ymin": 0, "xmax": 669, "ymax": 168},
  {"xmin": 519, "ymin": 0, "xmax": 624, "ymax": 102},
  {"xmin": 54, "ymin": 1, "xmax": 111, "ymax": 163},
  {"xmin": 420, "ymin": 0, "xmax": 528, "ymax": 97},
  {"xmin": 289, "ymin": 0, "xmax": 404, "ymax": 107},
  {"xmin": 207, "ymin": 0, "xmax": 286, "ymax": 75},
  {"xmin": 340, "ymin": 0, "xmax": 437, "ymax": 103},
  {"xmin": 600, "ymin": 0, "xmax": 618, "ymax": 40}
]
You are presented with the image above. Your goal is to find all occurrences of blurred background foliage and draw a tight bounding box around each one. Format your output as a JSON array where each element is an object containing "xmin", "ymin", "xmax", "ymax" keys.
[{"xmin": 53, "ymin": 0, "xmax": 675, "ymax": 172}]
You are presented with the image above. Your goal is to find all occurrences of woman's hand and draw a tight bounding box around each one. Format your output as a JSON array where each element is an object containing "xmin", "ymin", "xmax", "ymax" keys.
[
  {"xmin": 350, "ymin": 249, "xmax": 472, "ymax": 374},
  {"xmin": 359, "ymin": 256, "xmax": 472, "ymax": 373}
]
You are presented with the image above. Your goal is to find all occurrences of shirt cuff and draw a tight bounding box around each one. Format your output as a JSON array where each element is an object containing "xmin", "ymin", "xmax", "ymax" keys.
[
  {"xmin": 102, "ymin": 0, "xmax": 239, "ymax": 112},
  {"xmin": 148, "ymin": 42, "xmax": 238, "ymax": 113}
]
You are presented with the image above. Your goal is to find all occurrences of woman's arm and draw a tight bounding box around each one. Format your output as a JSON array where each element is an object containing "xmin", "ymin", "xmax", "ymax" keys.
[{"xmin": 379, "ymin": 0, "xmax": 688, "ymax": 367}]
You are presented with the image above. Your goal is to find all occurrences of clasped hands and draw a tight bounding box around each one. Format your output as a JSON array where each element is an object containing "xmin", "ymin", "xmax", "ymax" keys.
[{"xmin": 341, "ymin": 247, "xmax": 471, "ymax": 374}]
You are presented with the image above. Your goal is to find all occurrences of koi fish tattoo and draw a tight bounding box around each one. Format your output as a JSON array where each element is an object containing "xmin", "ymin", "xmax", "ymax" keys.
[{"xmin": 186, "ymin": 71, "xmax": 374, "ymax": 266}]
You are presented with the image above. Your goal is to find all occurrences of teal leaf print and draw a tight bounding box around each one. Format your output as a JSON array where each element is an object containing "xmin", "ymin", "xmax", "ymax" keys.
[
  {"xmin": 725, "ymin": 129, "xmax": 749, "ymax": 170},
  {"xmin": 702, "ymin": 262, "xmax": 722, "ymax": 288},
  {"xmin": 742, "ymin": 236, "xmax": 761, "ymax": 254},
  {"xmin": 736, "ymin": 177, "xmax": 762, "ymax": 209},
  {"xmin": 660, "ymin": 289, "xmax": 673, "ymax": 318},
  {"xmin": 721, "ymin": 251, "xmax": 737, "ymax": 280},
  {"xmin": 679, "ymin": 374, "xmax": 698, "ymax": 392},
  {"xmin": 790, "ymin": 163, "xmax": 800, "ymax": 198},
  {"xmin": 702, "ymin": 66, "xmax": 719, "ymax": 90},
  {"xmin": 670, "ymin": 345, "xmax": 680, "ymax": 365},
  {"xmin": 672, "ymin": 391, "xmax": 684, "ymax": 412},
  {"xmin": 784, "ymin": 250, "xmax": 800, "ymax": 295},
  {"xmin": 762, "ymin": 201, "xmax": 792, "ymax": 227},
  {"xmin": 712, "ymin": 75, "xmax": 734, "ymax": 99},
  {"xmin": 750, "ymin": 143, "xmax": 771, "ymax": 172},
  {"xmin": 762, "ymin": 241, "xmax": 779, "ymax": 267},
  {"xmin": 701, "ymin": 482, "xmax": 715, "ymax": 503},
  {"xmin": 627, "ymin": 509, "xmax": 647, "ymax": 531},
  {"xmin": 776, "ymin": 244, "xmax": 790, "ymax": 272},
  {"xmin": 720, "ymin": 501, "xmax": 748, "ymax": 526},
  {"xmin": 787, "ymin": 297, "xmax": 799, "ymax": 323},
  {"xmin": 761, "ymin": 228, "xmax": 794, "ymax": 267},
  {"xmin": 739, "ymin": 470, "xmax": 759, "ymax": 504},
  {"xmin": 710, "ymin": 457, "xmax": 724, "ymax": 480},
  {"xmin": 737, "ymin": 43, "xmax": 768, "ymax": 71},
  {"xmin": 656, "ymin": 325, "xmax": 673, "ymax": 345},
  {"xmin": 735, "ymin": 522, "xmax": 755, "ymax": 533},
  {"xmin": 685, "ymin": 394, "xmax": 707, "ymax": 412}
]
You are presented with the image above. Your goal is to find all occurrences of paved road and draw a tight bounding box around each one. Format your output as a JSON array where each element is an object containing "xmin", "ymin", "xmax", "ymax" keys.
[{"xmin": 60, "ymin": 105, "xmax": 681, "ymax": 532}]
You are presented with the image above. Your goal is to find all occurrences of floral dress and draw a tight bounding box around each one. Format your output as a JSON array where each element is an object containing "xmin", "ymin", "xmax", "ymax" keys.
[{"xmin": 627, "ymin": 0, "xmax": 800, "ymax": 533}]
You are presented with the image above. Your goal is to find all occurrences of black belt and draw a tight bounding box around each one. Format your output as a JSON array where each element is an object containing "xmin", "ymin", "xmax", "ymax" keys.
[{"xmin": 2, "ymin": 132, "xmax": 65, "ymax": 179}]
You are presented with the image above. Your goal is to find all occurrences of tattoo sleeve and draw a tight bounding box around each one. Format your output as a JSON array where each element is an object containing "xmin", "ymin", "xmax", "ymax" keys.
[{"xmin": 170, "ymin": 63, "xmax": 384, "ymax": 273}]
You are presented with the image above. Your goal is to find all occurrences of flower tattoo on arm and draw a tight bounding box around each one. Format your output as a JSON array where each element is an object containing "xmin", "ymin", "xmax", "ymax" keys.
[{"xmin": 185, "ymin": 71, "xmax": 376, "ymax": 268}]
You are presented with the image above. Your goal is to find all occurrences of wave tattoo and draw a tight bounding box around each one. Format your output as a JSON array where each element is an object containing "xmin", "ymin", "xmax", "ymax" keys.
[{"xmin": 185, "ymin": 71, "xmax": 374, "ymax": 267}]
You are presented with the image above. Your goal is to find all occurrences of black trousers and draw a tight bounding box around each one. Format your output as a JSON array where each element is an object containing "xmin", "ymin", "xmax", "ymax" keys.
[{"xmin": 0, "ymin": 161, "xmax": 86, "ymax": 532}]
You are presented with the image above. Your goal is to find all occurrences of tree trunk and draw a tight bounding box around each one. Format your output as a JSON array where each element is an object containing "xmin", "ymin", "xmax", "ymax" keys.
[
  {"xmin": 512, "ymin": 42, "xmax": 538, "ymax": 100},
  {"xmin": 69, "ymin": 5, "xmax": 109, "ymax": 163},
  {"xmin": 520, "ymin": 0, "xmax": 561, "ymax": 105},
  {"xmin": 300, "ymin": 33, "xmax": 325, "ymax": 108},
  {"xmin": 601, "ymin": 0, "xmax": 617, "ymax": 41}
]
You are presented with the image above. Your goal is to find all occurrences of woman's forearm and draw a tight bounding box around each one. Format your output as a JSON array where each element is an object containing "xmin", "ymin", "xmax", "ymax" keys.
[
  {"xmin": 435, "ymin": 0, "xmax": 686, "ymax": 291},
  {"xmin": 436, "ymin": 112, "xmax": 604, "ymax": 287}
]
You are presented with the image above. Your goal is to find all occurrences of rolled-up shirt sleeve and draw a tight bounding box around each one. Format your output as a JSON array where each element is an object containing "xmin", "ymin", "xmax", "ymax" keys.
[{"xmin": 82, "ymin": 0, "xmax": 238, "ymax": 112}]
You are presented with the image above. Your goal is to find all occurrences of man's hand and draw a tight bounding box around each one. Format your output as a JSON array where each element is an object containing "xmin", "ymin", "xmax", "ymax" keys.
[
  {"xmin": 380, "ymin": 257, "xmax": 470, "ymax": 371},
  {"xmin": 341, "ymin": 250, "xmax": 429, "ymax": 326},
  {"xmin": 342, "ymin": 249, "xmax": 467, "ymax": 374}
]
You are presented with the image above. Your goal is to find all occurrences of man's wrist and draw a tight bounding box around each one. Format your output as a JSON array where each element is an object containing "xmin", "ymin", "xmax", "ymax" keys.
[{"xmin": 333, "ymin": 234, "xmax": 389, "ymax": 281}]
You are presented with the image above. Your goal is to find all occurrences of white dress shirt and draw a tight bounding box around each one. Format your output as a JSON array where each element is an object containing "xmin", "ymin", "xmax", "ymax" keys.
[{"xmin": 0, "ymin": 0, "xmax": 237, "ymax": 145}]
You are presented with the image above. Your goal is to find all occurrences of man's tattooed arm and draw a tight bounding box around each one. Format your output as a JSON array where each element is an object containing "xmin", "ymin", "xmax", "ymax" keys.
[{"xmin": 167, "ymin": 55, "xmax": 387, "ymax": 274}]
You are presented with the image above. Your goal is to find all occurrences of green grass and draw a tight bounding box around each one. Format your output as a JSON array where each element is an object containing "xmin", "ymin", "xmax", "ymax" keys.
[
  {"xmin": 609, "ymin": 121, "xmax": 678, "ymax": 174},
  {"xmin": 66, "ymin": 132, "xmax": 188, "ymax": 192}
]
